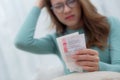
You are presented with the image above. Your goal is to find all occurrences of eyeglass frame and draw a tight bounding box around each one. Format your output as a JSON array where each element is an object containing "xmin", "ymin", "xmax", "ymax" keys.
[{"xmin": 51, "ymin": 0, "xmax": 78, "ymax": 13}]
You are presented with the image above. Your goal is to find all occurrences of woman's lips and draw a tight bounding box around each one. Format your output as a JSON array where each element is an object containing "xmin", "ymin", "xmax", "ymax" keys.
[{"xmin": 65, "ymin": 15, "xmax": 75, "ymax": 20}]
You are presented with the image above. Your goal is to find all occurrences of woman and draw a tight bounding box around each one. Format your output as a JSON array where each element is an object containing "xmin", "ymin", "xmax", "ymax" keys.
[{"xmin": 15, "ymin": 0, "xmax": 120, "ymax": 74}]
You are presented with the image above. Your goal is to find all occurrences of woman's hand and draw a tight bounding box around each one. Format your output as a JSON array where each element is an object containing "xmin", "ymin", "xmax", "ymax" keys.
[
  {"xmin": 35, "ymin": 0, "xmax": 45, "ymax": 9},
  {"xmin": 71, "ymin": 49, "xmax": 99, "ymax": 72}
]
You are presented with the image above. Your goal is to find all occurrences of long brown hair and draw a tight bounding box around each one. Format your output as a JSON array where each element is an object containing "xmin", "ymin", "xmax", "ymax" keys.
[{"xmin": 45, "ymin": 0, "xmax": 110, "ymax": 50}]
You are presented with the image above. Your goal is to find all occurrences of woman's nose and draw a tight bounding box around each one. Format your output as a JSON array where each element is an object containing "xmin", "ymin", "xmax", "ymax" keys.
[{"xmin": 63, "ymin": 5, "xmax": 71, "ymax": 14}]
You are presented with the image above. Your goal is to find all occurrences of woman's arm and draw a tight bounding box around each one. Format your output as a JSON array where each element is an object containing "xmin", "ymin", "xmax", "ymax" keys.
[
  {"xmin": 99, "ymin": 62, "xmax": 120, "ymax": 72},
  {"xmin": 99, "ymin": 16, "xmax": 120, "ymax": 72},
  {"xmin": 15, "ymin": 2, "xmax": 56, "ymax": 54}
]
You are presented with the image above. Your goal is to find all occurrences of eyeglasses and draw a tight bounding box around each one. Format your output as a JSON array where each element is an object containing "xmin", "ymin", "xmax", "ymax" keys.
[{"xmin": 51, "ymin": 0, "xmax": 78, "ymax": 13}]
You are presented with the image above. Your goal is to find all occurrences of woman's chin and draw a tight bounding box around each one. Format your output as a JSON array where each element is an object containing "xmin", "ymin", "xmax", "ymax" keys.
[{"xmin": 65, "ymin": 23, "xmax": 79, "ymax": 29}]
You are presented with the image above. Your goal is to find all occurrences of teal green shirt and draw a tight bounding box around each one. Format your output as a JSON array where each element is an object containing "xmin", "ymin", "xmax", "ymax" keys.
[{"xmin": 15, "ymin": 7, "xmax": 120, "ymax": 74}]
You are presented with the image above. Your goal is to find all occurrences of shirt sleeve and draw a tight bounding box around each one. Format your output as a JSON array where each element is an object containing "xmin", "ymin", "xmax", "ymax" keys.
[
  {"xmin": 99, "ymin": 16, "xmax": 120, "ymax": 72},
  {"xmin": 14, "ymin": 6, "xmax": 56, "ymax": 54}
]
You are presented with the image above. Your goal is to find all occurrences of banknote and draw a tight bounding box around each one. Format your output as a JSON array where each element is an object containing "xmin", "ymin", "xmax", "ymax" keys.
[{"xmin": 56, "ymin": 32, "xmax": 86, "ymax": 72}]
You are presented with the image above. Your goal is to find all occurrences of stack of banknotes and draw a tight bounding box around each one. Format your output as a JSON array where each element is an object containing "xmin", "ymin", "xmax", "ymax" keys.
[{"xmin": 56, "ymin": 32, "xmax": 86, "ymax": 72}]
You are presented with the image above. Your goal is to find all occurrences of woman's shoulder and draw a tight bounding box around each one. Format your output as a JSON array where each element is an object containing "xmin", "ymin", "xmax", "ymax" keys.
[
  {"xmin": 107, "ymin": 16, "xmax": 120, "ymax": 25},
  {"xmin": 106, "ymin": 16, "xmax": 120, "ymax": 29}
]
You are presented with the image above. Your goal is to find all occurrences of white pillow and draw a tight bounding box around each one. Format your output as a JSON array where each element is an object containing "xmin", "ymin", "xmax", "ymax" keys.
[{"xmin": 53, "ymin": 71, "xmax": 120, "ymax": 80}]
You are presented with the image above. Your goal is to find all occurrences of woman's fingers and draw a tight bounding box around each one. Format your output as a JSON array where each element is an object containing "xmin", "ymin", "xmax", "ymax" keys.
[
  {"xmin": 76, "ymin": 61, "xmax": 98, "ymax": 67},
  {"xmin": 71, "ymin": 49, "xmax": 100, "ymax": 72},
  {"xmin": 72, "ymin": 54, "xmax": 99, "ymax": 62},
  {"xmin": 75, "ymin": 49, "xmax": 99, "ymax": 56},
  {"xmin": 82, "ymin": 66, "xmax": 99, "ymax": 72},
  {"xmin": 75, "ymin": 61, "xmax": 99, "ymax": 72},
  {"xmin": 35, "ymin": 0, "xmax": 45, "ymax": 8}
]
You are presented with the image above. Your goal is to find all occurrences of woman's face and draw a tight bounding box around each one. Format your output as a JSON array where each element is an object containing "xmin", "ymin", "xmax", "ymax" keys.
[{"xmin": 50, "ymin": 0, "xmax": 82, "ymax": 29}]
